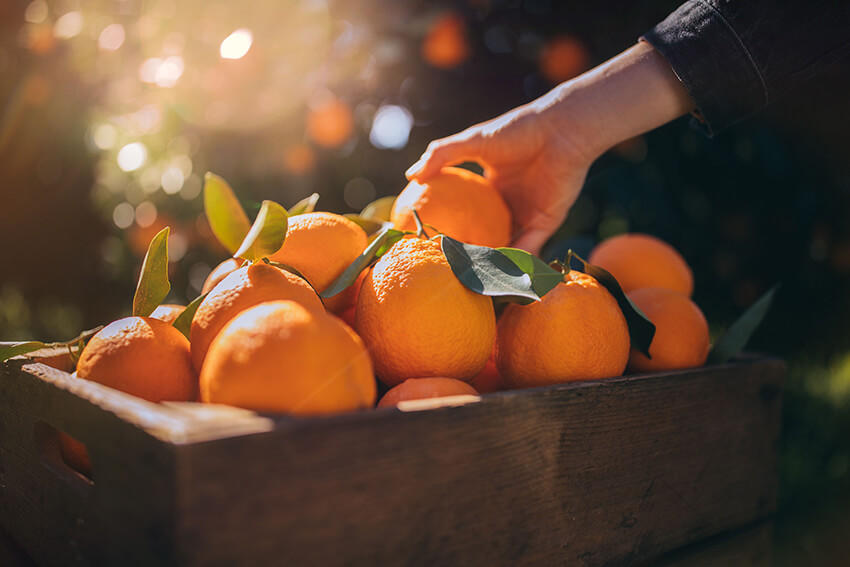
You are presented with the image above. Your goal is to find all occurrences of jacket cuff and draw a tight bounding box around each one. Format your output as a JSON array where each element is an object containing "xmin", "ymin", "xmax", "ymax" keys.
[{"xmin": 641, "ymin": 0, "xmax": 767, "ymax": 137}]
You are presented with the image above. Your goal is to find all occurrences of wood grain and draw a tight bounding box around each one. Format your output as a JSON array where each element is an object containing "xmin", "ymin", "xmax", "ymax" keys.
[
  {"xmin": 648, "ymin": 520, "xmax": 774, "ymax": 566},
  {"xmin": 0, "ymin": 356, "xmax": 784, "ymax": 566}
]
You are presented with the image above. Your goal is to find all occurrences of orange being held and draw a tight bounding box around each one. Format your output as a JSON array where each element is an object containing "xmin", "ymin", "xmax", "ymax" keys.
[
  {"xmin": 267, "ymin": 212, "xmax": 367, "ymax": 313},
  {"xmin": 496, "ymin": 270, "xmax": 630, "ymax": 389},
  {"xmin": 588, "ymin": 233, "xmax": 693, "ymax": 296},
  {"xmin": 356, "ymin": 237, "xmax": 495, "ymax": 387},
  {"xmin": 626, "ymin": 287, "xmax": 710, "ymax": 373},
  {"xmin": 190, "ymin": 262, "xmax": 323, "ymax": 371},
  {"xmin": 377, "ymin": 377, "xmax": 479, "ymax": 408},
  {"xmin": 391, "ymin": 167, "xmax": 512, "ymax": 248},
  {"xmin": 200, "ymin": 300, "xmax": 376, "ymax": 415}
]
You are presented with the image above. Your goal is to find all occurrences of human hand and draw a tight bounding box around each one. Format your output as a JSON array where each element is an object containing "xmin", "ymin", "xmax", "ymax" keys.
[
  {"xmin": 405, "ymin": 103, "xmax": 595, "ymax": 255},
  {"xmin": 405, "ymin": 42, "xmax": 695, "ymax": 256}
]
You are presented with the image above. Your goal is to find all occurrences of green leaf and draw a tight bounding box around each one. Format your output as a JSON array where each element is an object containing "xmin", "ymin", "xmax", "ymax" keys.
[
  {"xmin": 234, "ymin": 200, "xmax": 289, "ymax": 262},
  {"xmin": 0, "ymin": 341, "xmax": 46, "ymax": 362},
  {"xmin": 441, "ymin": 236, "xmax": 540, "ymax": 303},
  {"xmin": 0, "ymin": 326, "xmax": 103, "ymax": 363},
  {"xmin": 360, "ymin": 196, "xmax": 396, "ymax": 222},
  {"xmin": 343, "ymin": 214, "xmax": 391, "ymax": 236},
  {"xmin": 172, "ymin": 293, "xmax": 208, "ymax": 339},
  {"xmin": 321, "ymin": 227, "xmax": 405, "ymax": 298},
  {"xmin": 203, "ymin": 172, "xmax": 252, "ymax": 255},
  {"xmin": 569, "ymin": 253, "xmax": 656, "ymax": 357},
  {"xmin": 708, "ymin": 284, "xmax": 779, "ymax": 364},
  {"xmin": 133, "ymin": 227, "xmax": 171, "ymax": 318},
  {"xmin": 497, "ymin": 247, "xmax": 563, "ymax": 298},
  {"xmin": 289, "ymin": 193, "xmax": 319, "ymax": 216},
  {"xmin": 373, "ymin": 229, "xmax": 406, "ymax": 258}
]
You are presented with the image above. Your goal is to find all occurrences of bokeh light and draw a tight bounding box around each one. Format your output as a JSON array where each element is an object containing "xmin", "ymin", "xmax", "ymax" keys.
[
  {"xmin": 307, "ymin": 93, "xmax": 354, "ymax": 148},
  {"xmin": 161, "ymin": 167, "xmax": 185, "ymax": 195},
  {"xmin": 53, "ymin": 12, "xmax": 83, "ymax": 40},
  {"xmin": 112, "ymin": 202, "xmax": 135, "ymax": 229},
  {"xmin": 24, "ymin": 1, "xmax": 48, "ymax": 24},
  {"xmin": 421, "ymin": 13, "xmax": 470, "ymax": 69},
  {"xmin": 134, "ymin": 201, "xmax": 158, "ymax": 228},
  {"xmin": 220, "ymin": 29, "xmax": 253, "ymax": 60},
  {"xmin": 117, "ymin": 143, "xmax": 147, "ymax": 172},
  {"xmin": 154, "ymin": 56, "xmax": 184, "ymax": 88},
  {"xmin": 98, "ymin": 24, "xmax": 125, "ymax": 51},
  {"xmin": 92, "ymin": 124, "xmax": 117, "ymax": 150},
  {"xmin": 539, "ymin": 35, "xmax": 589, "ymax": 84},
  {"xmin": 283, "ymin": 143, "xmax": 316, "ymax": 175},
  {"xmin": 369, "ymin": 105, "xmax": 414, "ymax": 150}
]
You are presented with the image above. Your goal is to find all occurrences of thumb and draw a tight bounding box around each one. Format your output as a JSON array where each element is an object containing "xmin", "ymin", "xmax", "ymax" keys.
[{"xmin": 405, "ymin": 134, "xmax": 483, "ymax": 181}]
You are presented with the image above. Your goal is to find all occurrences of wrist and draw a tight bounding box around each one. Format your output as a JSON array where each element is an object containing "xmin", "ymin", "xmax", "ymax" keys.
[
  {"xmin": 532, "ymin": 42, "xmax": 695, "ymax": 162},
  {"xmin": 533, "ymin": 81, "xmax": 614, "ymax": 163}
]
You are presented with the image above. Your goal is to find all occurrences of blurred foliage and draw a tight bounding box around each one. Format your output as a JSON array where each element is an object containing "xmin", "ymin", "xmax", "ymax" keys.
[{"xmin": 1, "ymin": 0, "xmax": 850, "ymax": 559}]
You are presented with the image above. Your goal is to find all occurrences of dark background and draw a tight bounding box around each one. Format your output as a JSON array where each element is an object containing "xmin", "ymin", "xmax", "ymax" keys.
[{"xmin": 1, "ymin": 1, "xmax": 849, "ymax": 562}]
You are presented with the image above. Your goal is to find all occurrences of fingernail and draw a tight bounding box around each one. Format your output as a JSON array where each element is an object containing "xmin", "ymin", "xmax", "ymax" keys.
[{"xmin": 405, "ymin": 158, "xmax": 426, "ymax": 180}]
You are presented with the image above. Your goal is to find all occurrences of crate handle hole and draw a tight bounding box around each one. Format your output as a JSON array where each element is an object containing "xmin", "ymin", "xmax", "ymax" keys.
[{"xmin": 33, "ymin": 421, "xmax": 94, "ymax": 493}]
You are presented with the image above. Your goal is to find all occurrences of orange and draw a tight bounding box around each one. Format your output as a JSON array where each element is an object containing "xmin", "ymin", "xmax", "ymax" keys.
[
  {"xmin": 469, "ymin": 349, "xmax": 502, "ymax": 394},
  {"xmin": 335, "ymin": 269, "xmax": 368, "ymax": 328},
  {"xmin": 588, "ymin": 233, "xmax": 694, "ymax": 296},
  {"xmin": 356, "ymin": 237, "xmax": 495, "ymax": 386},
  {"xmin": 496, "ymin": 270, "xmax": 630, "ymax": 388},
  {"xmin": 421, "ymin": 13, "xmax": 470, "ymax": 69},
  {"xmin": 62, "ymin": 316, "xmax": 197, "ymax": 477},
  {"xmin": 268, "ymin": 212, "xmax": 367, "ymax": 313},
  {"xmin": 58, "ymin": 434, "xmax": 91, "ymax": 478},
  {"xmin": 626, "ymin": 287, "xmax": 710, "ymax": 373},
  {"xmin": 190, "ymin": 263, "xmax": 323, "ymax": 371},
  {"xmin": 202, "ymin": 258, "xmax": 241, "ymax": 294},
  {"xmin": 200, "ymin": 300, "xmax": 376, "ymax": 415},
  {"xmin": 391, "ymin": 167, "xmax": 512, "ymax": 248},
  {"xmin": 77, "ymin": 316, "xmax": 198, "ymax": 402},
  {"xmin": 150, "ymin": 303, "xmax": 185, "ymax": 325},
  {"xmin": 377, "ymin": 377, "xmax": 478, "ymax": 408}
]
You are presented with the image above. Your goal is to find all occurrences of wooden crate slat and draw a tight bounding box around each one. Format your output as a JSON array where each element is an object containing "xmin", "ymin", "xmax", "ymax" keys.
[
  {"xmin": 173, "ymin": 360, "xmax": 783, "ymax": 566},
  {"xmin": 0, "ymin": 357, "xmax": 783, "ymax": 566}
]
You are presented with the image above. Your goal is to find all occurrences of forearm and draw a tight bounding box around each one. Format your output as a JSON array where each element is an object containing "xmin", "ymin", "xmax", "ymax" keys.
[{"xmin": 533, "ymin": 41, "xmax": 695, "ymax": 161}]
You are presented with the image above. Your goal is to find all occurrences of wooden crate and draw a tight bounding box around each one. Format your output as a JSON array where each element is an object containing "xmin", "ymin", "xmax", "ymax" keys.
[{"xmin": 0, "ymin": 355, "xmax": 783, "ymax": 566}]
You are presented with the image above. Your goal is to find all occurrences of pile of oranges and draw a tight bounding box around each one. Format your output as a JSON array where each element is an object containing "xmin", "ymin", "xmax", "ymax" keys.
[{"xmin": 59, "ymin": 165, "xmax": 714, "ymax": 464}]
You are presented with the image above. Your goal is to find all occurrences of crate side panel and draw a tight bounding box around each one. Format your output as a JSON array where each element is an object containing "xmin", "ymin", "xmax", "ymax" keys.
[
  {"xmin": 173, "ymin": 359, "xmax": 783, "ymax": 567},
  {"xmin": 0, "ymin": 362, "xmax": 180, "ymax": 566}
]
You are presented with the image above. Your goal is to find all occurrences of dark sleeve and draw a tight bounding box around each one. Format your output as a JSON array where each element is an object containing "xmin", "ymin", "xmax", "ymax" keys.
[{"xmin": 641, "ymin": 0, "xmax": 850, "ymax": 136}]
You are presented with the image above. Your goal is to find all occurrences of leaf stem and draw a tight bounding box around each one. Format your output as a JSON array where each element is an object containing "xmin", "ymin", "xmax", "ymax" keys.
[{"xmin": 412, "ymin": 210, "xmax": 430, "ymax": 239}]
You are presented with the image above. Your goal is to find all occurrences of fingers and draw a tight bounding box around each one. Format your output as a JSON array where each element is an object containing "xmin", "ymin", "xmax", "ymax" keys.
[{"xmin": 405, "ymin": 133, "xmax": 484, "ymax": 181}]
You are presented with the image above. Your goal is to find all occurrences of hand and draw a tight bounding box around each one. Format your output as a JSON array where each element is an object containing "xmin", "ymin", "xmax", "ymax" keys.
[
  {"xmin": 405, "ymin": 42, "xmax": 695, "ymax": 256},
  {"xmin": 405, "ymin": 103, "xmax": 595, "ymax": 255}
]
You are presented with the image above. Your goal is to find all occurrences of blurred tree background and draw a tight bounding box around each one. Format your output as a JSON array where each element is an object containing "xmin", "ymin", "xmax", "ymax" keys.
[{"xmin": 1, "ymin": 0, "xmax": 849, "ymax": 562}]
